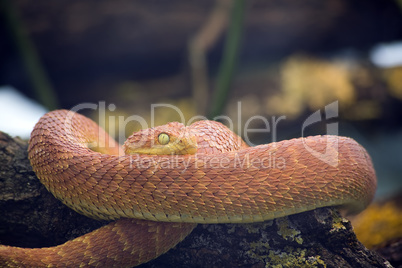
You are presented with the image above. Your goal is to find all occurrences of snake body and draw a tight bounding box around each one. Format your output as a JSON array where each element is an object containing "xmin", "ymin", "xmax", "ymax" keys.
[{"xmin": 0, "ymin": 110, "xmax": 376, "ymax": 267}]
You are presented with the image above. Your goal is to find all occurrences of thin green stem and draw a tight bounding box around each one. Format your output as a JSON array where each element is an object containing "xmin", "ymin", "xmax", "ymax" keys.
[
  {"xmin": 1, "ymin": 0, "xmax": 58, "ymax": 110},
  {"xmin": 208, "ymin": 0, "xmax": 245, "ymax": 120}
]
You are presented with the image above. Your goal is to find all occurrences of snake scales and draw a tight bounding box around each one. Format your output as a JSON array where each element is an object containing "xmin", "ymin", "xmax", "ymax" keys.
[{"xmin": 0, "ymin": 109, "xmax": 376, "ymax": 267}]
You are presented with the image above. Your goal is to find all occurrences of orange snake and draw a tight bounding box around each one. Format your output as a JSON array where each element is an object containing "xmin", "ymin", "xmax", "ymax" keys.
[{"xmin": 0, "ymin": 109, "xmax": 376, "ymax": 267}]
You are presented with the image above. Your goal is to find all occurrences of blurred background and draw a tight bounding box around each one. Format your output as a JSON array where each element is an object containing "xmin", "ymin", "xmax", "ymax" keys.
[
  {"xmin": 1, "ymin": 1, "xmax": 402, "ymax": 200},
  {"xmin": 1, "ymin": 0, "xmax": 402, "ymax": 255}
]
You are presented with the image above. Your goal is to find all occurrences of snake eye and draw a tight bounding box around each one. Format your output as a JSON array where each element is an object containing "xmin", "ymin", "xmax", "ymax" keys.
[{"xmin": 158, "ymin": 133, "xmax": 170, "ymax": 145}]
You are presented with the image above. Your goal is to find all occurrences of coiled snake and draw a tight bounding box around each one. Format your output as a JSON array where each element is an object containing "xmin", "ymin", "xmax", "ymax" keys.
[{"xmin": 0, "ymin": 110, "xmax": 376, "ymax": 267}]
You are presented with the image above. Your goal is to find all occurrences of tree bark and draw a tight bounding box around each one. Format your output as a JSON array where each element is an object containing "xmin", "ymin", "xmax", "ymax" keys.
[{"xmin": 0, "ymin": 131, "xmax": 393, "ymax": 267}]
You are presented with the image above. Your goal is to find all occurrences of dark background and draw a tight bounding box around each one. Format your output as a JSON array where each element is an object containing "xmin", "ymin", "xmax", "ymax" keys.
[{"xmin": 1, "ymin": 0, "xmax": 402, "ymax": 198}]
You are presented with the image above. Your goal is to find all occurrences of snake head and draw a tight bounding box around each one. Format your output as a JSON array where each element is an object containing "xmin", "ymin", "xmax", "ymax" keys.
[{"xmin": 123, "ymin": 122, "xmax": 198, "ymax": 155}]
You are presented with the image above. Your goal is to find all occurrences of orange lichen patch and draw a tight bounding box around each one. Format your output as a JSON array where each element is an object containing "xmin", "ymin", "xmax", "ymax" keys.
[
  {"xmin": 266, "ymin": 55, "xmax": 355, "ymax": 118},
  {"xmin": 351, "ymin": 200, "xmax": 402, "ymax": 249},
  {"xmin": 383, "ymin": 66, "xmax": 402, "ymax": 100}
]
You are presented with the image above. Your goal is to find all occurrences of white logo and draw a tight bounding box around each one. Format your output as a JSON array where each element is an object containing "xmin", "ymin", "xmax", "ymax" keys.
[{"xmin": 302, "ymin": 101, "xmax": 339, "ymax": 167}]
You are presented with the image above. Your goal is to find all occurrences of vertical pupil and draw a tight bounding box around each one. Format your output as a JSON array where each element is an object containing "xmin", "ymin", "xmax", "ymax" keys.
[{"xmin": 158, "ymin": 133, "xmax": 169, "ymax": 145}]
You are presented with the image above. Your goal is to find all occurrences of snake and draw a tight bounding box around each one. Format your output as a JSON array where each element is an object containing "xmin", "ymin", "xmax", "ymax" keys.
[{"xmin": 0, "ymin": 109, "xmax": 376, "ymax": 267}]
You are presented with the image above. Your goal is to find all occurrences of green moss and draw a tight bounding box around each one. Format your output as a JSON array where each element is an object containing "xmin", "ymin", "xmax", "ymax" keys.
[
  {"xmin": 267, "ymin": 248, "xmax": 326, "ymax": 268},
  {"xmin": 329, "ymin": 210, "xmax": 348, "ymax": 233},
  {"xmin": 245, "ymin": 221, "xmax": 274, "ymax": 234},
  {"xmin": 248, "ymin": 243, "xmax": 326, "ymax": 268},
  {"xmin": 276, "ymin": 217, "xmax": 303, "ymax": 245},
  {"xmin": 248, "ymin": 241, "xmax": 271, "ymax": 260},
  {"xmin": 227, "ymin": 225, "xmax": 236, "ymax": 234},
  {"xmin": 245, "ymin": 217, "xmax": 326, "ymax": 267}
]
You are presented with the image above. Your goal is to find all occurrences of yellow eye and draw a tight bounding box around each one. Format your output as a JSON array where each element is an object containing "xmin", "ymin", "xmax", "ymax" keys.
[{"xmin": 158, "ymin": 133, "xmax": 170, "ymax": 145}]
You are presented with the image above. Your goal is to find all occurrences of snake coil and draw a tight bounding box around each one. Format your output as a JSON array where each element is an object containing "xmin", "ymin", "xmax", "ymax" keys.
[{"xmin": 0, "ymin": 110, "xmax": 376, "ymax": 267}]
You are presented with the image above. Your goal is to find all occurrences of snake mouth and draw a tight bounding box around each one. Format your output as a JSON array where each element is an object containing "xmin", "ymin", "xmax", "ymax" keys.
[{"xmin": 86, "ymin": 142, "xmax": 107, "ymax": 154}]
